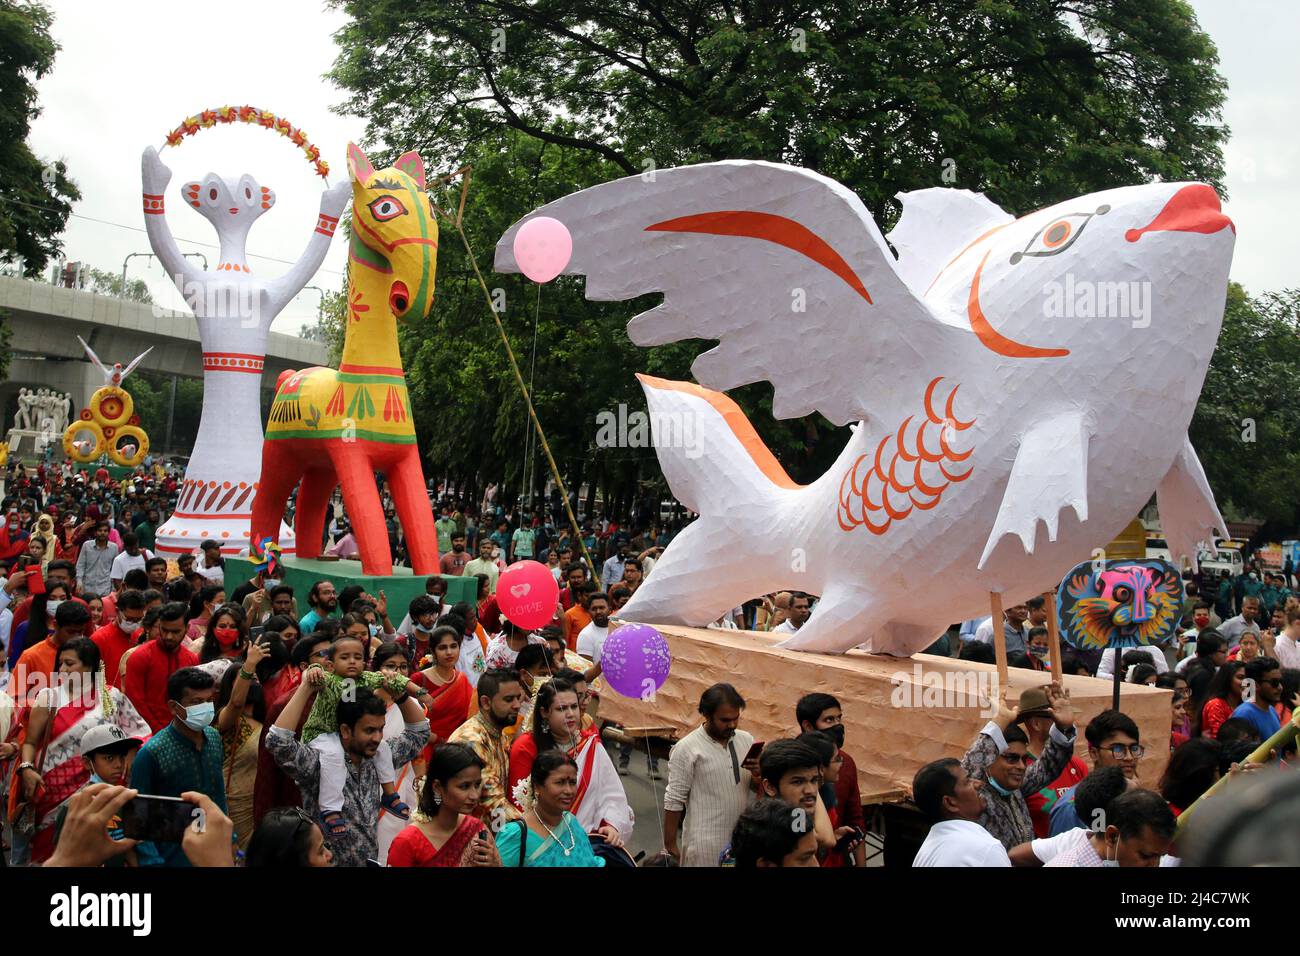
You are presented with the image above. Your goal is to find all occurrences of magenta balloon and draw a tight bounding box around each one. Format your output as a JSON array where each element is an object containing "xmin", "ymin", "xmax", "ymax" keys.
[
  {"xmin": 601, "ymin": 623, "xmax": 672, "ymax": 699},
  {"xmin": 496, "ymin": 559, "xmax": 560, "ymax": 630},
  {"xmin": 512, "ymin": 216, "xmax": 573, "ymax": 283}
]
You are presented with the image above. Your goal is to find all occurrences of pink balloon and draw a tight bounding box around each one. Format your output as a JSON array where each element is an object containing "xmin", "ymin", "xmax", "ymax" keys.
[
  {"xmin": 512, "ymin": 216, "xmax": 573, "ymax": 283},
  {"xmin": 496, "ymin": 559, "xmax": 560, "ymax": 630}
]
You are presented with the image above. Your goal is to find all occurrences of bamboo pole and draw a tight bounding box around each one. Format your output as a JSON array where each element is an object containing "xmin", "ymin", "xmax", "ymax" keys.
[
  {"xmin": 1176, "ymin": 717, "xmax": 1300, "ymax": 829},
  {"xmin": 428, "ymin": 170, "xmax": 600, "ymax": 584},
  {"xmin": 990, "ymin": 591, "xmax": 1008, "ymax": 692},
  {"xmin": 1043, "ymin": 589, "xmax": 1063, "ymax": 683}
]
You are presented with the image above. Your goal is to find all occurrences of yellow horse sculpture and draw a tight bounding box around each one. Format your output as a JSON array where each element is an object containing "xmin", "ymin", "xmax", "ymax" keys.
[{"xmin": 250, "ymin": 144, "xmax": 439, "ymax": 574}]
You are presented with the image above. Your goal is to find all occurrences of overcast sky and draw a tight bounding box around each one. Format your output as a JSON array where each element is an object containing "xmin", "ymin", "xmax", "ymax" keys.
[{"xmin": 24, "ymin": 0, "xmax": 1297, "ymax": 336}]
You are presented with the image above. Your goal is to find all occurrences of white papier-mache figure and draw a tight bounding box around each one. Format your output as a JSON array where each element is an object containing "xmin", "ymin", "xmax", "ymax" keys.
[
  {"xmin": 140, "ymin": 146, "xmax": 349, "ymax": 557},
  {"xmin": 496, "ymin": 162, "xmax": 1236, "ymax": 656}
]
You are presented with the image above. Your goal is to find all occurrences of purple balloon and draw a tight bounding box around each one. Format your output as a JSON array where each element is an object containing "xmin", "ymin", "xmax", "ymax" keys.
[{"xmin": 601, "ymin": 623, "xmax": 672, "ymax": 699}]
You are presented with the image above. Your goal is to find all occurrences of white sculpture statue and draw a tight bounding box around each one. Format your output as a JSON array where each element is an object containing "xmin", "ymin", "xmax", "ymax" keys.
[
  {"xmin": 12, "ymin": 388, "xmax": 31, "ymax": 431},
  {"xmin": 140, "ymin": 146, "xmax": 350, "ymax": 557},
  {"xmin": 497, "ymin": 163, "xmax": 1235, "ymax": 656}
]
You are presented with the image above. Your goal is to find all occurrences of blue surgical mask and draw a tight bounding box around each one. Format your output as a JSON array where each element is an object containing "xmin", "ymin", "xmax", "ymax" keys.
[
  {"xmin": 414, "ymin": 623, "xmax": 434, "ymax": 634},
  {"xmin": 984, "ymin": 775, "xmax": 1014, "ymax": 797},
  {"xmin": 368, "ymin": 623, "xmax": 381, "ymax": 637},
  {"xmin": 179, "ymin": 702, "xmax": 214, "ymax": 731}
]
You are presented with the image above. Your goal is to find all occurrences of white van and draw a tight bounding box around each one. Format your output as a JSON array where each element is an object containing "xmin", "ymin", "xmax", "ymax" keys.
[{"xmin": 1198, "ymin": 547, "xmax": 1245, "ymax": 578}]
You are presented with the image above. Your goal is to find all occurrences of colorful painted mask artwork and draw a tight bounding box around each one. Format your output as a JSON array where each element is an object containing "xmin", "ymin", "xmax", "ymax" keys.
[{"xmin": 1056, "ymin": 558, "xmax": 1186, "ymax": 651}]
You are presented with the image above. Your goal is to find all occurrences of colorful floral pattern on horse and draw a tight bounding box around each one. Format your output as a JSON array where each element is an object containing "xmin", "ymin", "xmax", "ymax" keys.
[
  {"xmin": 1056, "ymin": 558, "xmax": 1184, "ymax": 651},
  {"xmin": 266, "ymin": 368, "xmax": 414, "ymax": 443}
]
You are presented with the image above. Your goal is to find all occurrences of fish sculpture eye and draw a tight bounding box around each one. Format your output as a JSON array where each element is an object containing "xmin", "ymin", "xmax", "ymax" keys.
[{"xmin": 1009, "ymin": 204, "xmax": 1110, "ymax": 264}]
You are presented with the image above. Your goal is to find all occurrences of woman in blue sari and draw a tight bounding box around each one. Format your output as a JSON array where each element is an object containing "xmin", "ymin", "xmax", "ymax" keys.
[{"xmin": 497, "ymin": 750, "xmax": 604, "ymax": 868}]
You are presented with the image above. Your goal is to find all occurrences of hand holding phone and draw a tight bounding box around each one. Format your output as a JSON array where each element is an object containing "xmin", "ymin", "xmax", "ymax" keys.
[
  {"xmin": 834, "ymin": 825, "xmax": 866, "ymax": 854},
  {"xmin": 119, "ymin": 794, "xmax": 199, "ymax": 843},
  {"xmin": 743, "ymin": 740, "xmax": 764, "ymax": 763}
]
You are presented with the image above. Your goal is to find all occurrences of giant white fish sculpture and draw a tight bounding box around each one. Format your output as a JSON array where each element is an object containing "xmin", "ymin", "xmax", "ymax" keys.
[{"xmin": 495, "ymin": 162, "xmax": 1235, "ymax": 655}]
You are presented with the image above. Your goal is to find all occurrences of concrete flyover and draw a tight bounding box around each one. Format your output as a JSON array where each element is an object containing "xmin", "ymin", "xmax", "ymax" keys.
[{"xmin": 0, "ymin": 275, "xmax": 330, "ymax": 450}]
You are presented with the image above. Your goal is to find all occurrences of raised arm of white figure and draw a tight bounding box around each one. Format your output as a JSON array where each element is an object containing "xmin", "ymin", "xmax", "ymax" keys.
[
  {"xmin": 141, "ymin": 147, "xmax": 203, "ymax": 292},
  {"xmin": 263, "ymin": 180, "xmax": 351, "ymax": 320}
]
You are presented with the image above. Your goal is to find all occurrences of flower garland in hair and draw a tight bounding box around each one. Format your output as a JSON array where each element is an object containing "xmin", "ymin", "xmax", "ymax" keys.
[
  {"xmin": 161, "ymin": 106, "xmax": 331, "ymax": 180},
  {"xmin": 510, "ymin": 777, "xmax": 535, "ymax": 812}
]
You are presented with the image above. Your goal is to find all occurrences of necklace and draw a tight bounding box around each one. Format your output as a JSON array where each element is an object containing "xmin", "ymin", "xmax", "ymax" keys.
[{"xmin": 534, "ymin": 808, "xmax": 575, "ymax": 856}]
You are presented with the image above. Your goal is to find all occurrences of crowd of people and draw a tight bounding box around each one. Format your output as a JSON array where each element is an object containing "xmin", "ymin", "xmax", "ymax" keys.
[{"xmin": 2, "ymin": 458, "xmax": 1298, "ymax": 869}]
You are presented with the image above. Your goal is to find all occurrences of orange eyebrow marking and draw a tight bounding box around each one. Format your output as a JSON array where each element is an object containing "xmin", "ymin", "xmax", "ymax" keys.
[{"xmin": 923, "ymin": 221, "xmax": 1013, "ymax": 296}]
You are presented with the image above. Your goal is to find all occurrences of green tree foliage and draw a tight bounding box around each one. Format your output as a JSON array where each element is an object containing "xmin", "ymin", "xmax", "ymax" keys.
[
  {"xmin": 128, "ymin": 372, "xmax": 203, "ymax": 454},
  {"xmin": 328, "ymin": 0, "xmax": 1229, "ymax": 511},
  {"xmin": 329, "ymin": 0, "xmax": 1227, "ymax": 216},
  {"xmin": 312, "ymin": 287, "xmax": 348, "ymax": 365},
  {"xmin": 86, "ymin": 267, "xmax": 153, "ymax": 303},
  {"xmin": 0, "ymin": 0, "xmax": 81, "ymax": 276},
  {"xmin": 1191, "ymin": 285, "xmax": 1300, "ymax": 537}
]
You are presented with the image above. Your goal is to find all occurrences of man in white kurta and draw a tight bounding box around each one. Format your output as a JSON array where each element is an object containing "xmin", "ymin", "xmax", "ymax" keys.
[{"xmin": 663, "ymin": 685, "xmax": 754, "ymax": 867}]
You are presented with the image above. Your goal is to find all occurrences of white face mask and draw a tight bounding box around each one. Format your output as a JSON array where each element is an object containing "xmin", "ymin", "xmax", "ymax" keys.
[
  {"xmin": 119, "ymin": 618, "xmax": 142, "ymax": 635},
  {"xmin": 263, "ymin": 579, "xmax": 280, "ymax": 590},
  {"xmin": 1102, "ymin": 836, "xmax": 1120, "ymax": 867},
  {"xmin": 46, "ymin": 600, "xmax": 63, "ymax": 618}
]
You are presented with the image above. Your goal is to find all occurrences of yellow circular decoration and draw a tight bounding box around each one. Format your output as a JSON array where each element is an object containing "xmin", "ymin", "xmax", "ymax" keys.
[
  {"xmin": 63, "ymin": 420, "xmax": 105, "ymax": 463},
  {"xmin": 91, "ymin": 386, "xmax": 133, "ymax": 428},
  {"xmin": 107, "ymin": 425, "xmax": 149, "ymax": 468}
]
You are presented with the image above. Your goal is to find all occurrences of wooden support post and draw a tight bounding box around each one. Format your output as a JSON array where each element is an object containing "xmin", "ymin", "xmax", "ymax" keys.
[
  {"xmin": 1043, "ymin": 589, "xmax": 1063, "ymax": 683},
  {"xmin": 989, "ymin": 591, "xmax": 1008, "ymax": 692}
]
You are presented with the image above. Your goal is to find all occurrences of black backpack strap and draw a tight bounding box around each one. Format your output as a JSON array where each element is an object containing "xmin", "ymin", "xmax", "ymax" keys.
[{"xmin": 517, "ymin": 818, "xmax": 528, "ymax": 868}]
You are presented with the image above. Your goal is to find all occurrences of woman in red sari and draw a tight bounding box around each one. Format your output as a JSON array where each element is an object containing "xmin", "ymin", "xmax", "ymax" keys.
[
  {"xmin": 387, "ymin": 743, "xmax": 501, "ymax": 867},
  {"xmin": 16, "ymin": 637, "xmax": 150, "ymax": 862},
  {"xmin": 411, "ymin": 625, "xmax": 474, "ymax": 746}
]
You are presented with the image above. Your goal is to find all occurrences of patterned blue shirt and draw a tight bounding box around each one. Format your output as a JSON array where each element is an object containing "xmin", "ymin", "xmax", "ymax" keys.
[{"xmin": 128, "ymin": 723, "xmax": 228, "ymax": 867}]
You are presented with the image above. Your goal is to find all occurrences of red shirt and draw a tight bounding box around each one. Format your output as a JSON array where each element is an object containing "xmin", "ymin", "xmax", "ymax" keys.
[
  {"xmin": 1026, "ymin": 750, "xmax": 1089, "ymax": 838},
  {"xmin": 1200, "ymin": 697, "xmax": 1236, "ymax": 738},
  {"xmin": 10, "ymin": 595, "xmax": 33, "ymax": 633},
  {"xmin": 254, "ymin": 686, "xmax": 306, "ymax": 826},
  {"xmin": 821, "ymin": 748, "xmax": 866, "ymax": 867},
  {"xmin": 440, "ymin": 550, "xmax": 470, "ymax": 575},
  {"xmin": 478, "ymin": 595, "xmax": 501, "ymax": 633},
  {"xmin": 262, "ymin": 665, "xmax": 302, "ymax": 705},
  {"xmin": 90, "ymin": 620, "xmax": 136, "ymax": 688},
  {"xmin": 122, "ymin": 639, "xmax": 199, "ymax": 732}
]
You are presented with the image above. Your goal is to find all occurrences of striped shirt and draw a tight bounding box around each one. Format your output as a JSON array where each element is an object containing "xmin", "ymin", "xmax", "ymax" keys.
[{"xmin": 664, "ymin": 724, "xmax": 754, "ymax": 867}]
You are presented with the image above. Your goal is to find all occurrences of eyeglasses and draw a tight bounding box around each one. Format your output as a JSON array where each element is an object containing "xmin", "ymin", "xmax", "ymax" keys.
[
  {"xmin": 311, "ymin": 648, "xmax": 331, "ymax": 659},
  {"xmin": 282, "ymin": 806, "xmax": 323, "ymax": 847},
  {"xmin": 998, "ymin": 752, "xmax": 1027, "ymax": 765},
  {"xmin": 1260, "ymin": 678, "xmax": 1284, "ymax": 687},
  {"xmin": 1105, "ymin": 744, "xmax": 1145, "ymax": 759}
]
